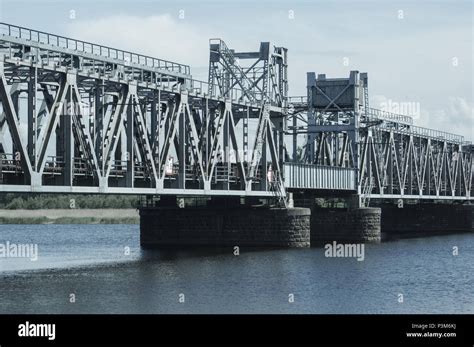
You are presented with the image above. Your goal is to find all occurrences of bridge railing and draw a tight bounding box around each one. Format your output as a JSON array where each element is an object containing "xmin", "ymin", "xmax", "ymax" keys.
[
  {"xmin": 288, "ymin": 96, "xmax": 307, "ymax": 104},
  {"xmin": 187, "ymin": 78, "xmax": 245, "ymax": 101},
  {"xmin": 367, "ymin": 108, "xmax": 413, "ymax": 125},
  {"xmin": 0, "ymin": 22, "xmax": 191, "ymax": 75},
  {"xmin": 0, "ymin": 22, "xmax": 258, "ymax": 104},
  {"xmin": 404, "ymin": 124, "xmax": 465, "ymax": 143},
  {"xmin": 373, "ymin": 120, "xmax": 466, "ymax": 144}
]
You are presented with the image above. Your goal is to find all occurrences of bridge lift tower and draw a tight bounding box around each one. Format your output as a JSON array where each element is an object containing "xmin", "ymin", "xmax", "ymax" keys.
[
  {"xmin": 207, "ymin": 39, "xmax": 289, "ymax": 204},
  {"xmin": 289, "ymin": 70, "xmax": 472, "ymax": 206}
]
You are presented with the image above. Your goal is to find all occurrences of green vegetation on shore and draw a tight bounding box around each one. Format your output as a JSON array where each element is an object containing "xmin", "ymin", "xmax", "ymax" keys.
[{"xmin": 0, "ymin": 193, "xmax": 140, "ymax": 209}]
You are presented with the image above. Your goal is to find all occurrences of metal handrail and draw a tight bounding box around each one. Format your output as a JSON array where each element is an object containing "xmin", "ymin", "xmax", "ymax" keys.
[
  {"xmin": 366, "ymin": 108, "xmax": 464, "ymax": 143},
  {"xmin": 368, "ymin": 107, "xmax": 413, "ymax": 125},
  {"xmin": 374, "ymin": 121, "xmax": 465, "ymax": 143},
  {"xmin": 0, "ymin": 22, "xmax": 190, "ymax": 75},
  {"xmin": 406, "ymin": 124, "xmax": 464, "ymax": 143},
  {"xmin": 187, "ymin": 78, "xmax": 246, "ymax": 102},
  {"xmin": 288, "ymin": 96, "xmax": 308, "ymax": 104},
  {"xmin": 0, "ymin": 23, "xmax": 254, "ymax": 103}
]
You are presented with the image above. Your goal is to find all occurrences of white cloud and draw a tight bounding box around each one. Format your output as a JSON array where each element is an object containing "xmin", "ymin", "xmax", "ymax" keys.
[
  {"xmin": 419, "ymin": 97, "xmax": 474, "ymax": 140},
  {"xmin": 372, "ymin": 94, "xmax": 473, "ymax": 139}
]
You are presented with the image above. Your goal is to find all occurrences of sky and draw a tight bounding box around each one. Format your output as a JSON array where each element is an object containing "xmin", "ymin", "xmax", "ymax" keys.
[{"xmin": 0, "ymin": 0, "xmax": 472, "ymax": 139}]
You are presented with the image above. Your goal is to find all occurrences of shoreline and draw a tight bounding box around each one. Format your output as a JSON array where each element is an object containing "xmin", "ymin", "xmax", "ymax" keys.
[{"xmin": 0, "ymin": 209, "xmax": 139, "ymax": 224}]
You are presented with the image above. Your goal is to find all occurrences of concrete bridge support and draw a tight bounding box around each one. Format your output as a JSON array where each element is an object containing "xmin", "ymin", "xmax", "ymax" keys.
[
  {"xmin": 310, "ymin": 207, "xmax": 382, "ymax": 245},
  {"xmin": 140, "ymin": 203, "xmax": 311, "ymax": 248},
  {"xmin": 139, "ymin": 197, "xmax": 472, "ymax": 248}
]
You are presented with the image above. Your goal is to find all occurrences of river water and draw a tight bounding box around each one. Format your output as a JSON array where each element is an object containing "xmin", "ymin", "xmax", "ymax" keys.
[{"xmin": 0, "ymin": 224, "xmax": 472, "ymax": 314}]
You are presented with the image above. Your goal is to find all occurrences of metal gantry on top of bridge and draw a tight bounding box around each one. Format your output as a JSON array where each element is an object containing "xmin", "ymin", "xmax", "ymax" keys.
[{"xmin": 0, "ymin": 22, "xmax": 471, "ymax": 203}]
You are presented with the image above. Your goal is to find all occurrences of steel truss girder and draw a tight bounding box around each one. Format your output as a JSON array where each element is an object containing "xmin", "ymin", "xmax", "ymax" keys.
[
  {"xmin": 360, "ymin": 131, "xmax": 473, "ymax": 199},
  {"xmin": 0, "ymin": 56, "xmax": 287, "ymax": 200},
  {"xmin": 301, "ymin": 122, "xmax": 472, "ymax": 201}
]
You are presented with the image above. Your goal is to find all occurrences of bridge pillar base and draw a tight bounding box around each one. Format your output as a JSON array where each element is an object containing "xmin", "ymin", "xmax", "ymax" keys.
[
  {"xmin": 139, "ymin": 206, "xmax": 311, "ymax": 248},
  {"xmin": 310, "ymin": 207, "xmax": 381, "ymax": 246}
]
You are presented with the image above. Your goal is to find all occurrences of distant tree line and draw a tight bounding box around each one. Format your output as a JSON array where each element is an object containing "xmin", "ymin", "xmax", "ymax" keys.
[{"xmin": 0, "ymin": 194, "xmax": 140, "ymax": 209}]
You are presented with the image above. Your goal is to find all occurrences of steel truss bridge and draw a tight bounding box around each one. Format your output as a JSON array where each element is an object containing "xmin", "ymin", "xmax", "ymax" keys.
[{"xmin": 0, "ymin": 22, "xmax": 472, "ymax": 206}]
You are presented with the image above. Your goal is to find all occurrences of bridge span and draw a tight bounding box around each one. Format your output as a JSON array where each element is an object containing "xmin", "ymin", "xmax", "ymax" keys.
[{"xmin": 0, "ymin": 22, "xmax": 472, "ymax": 206}]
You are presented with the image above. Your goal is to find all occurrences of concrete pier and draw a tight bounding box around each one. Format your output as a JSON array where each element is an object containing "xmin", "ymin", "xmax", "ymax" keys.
[
  {"xmin": 140, "ymin": 206, "xmax": 311, "ymax": 248},
  {"xmin": 310, "ymin": 207, "xmax": 382, "ymax": 245},
  {"xmin": 139, "ymin": 202, "xmax": 472, "ymax": 248}
]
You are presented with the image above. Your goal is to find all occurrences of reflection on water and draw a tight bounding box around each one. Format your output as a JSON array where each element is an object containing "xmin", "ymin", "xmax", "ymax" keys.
[{"xmin": 0, "ymin": 224, "xmax": 473, "ymax": 314}]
